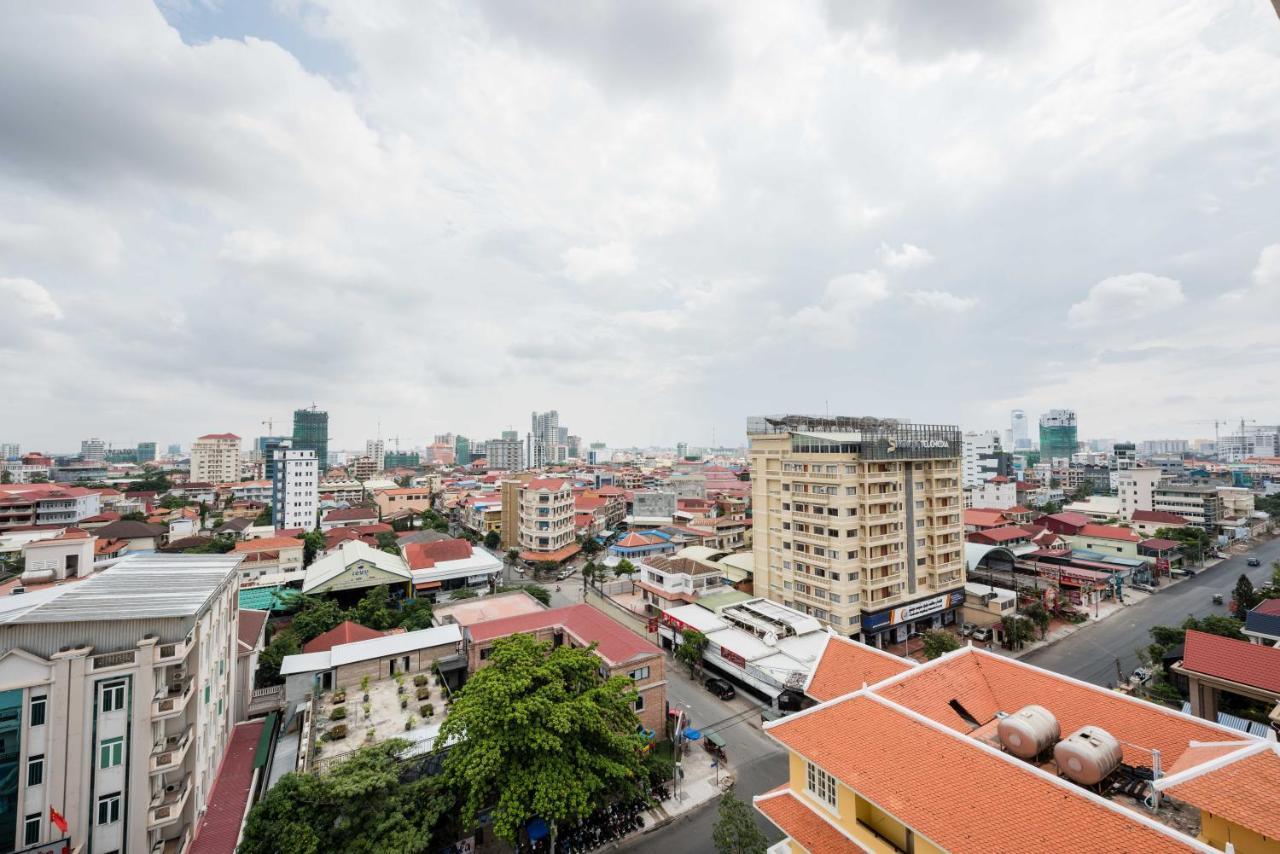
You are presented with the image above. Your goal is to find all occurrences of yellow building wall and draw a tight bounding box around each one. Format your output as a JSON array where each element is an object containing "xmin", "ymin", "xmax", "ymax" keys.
[{"xmin": 1200, "ymin": 812, "xmax": 1280, "ymax": 854}]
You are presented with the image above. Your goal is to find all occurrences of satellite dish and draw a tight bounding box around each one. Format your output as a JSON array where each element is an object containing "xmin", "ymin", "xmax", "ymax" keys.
[{"xmin": 763, "ymin": 631, "xmax": 778, "ymax": 646}]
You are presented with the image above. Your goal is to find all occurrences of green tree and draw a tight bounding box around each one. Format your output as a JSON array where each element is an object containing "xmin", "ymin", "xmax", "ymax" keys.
[
  {"xmin": 535, "ymin": 560, "xmax": 559, "ymax": 579},
  {"xmin": 484, "ymin": 530, "xmax": 500, "ymax": 550},
  {"xmin": 436, "ymin": 634, "xmax": 646, "ymax": 845},
  {"xmin": 299, "ymin": 529, "xmax": 325, "ymax": 567},
  {"xmin": 496, "ymin": 583, "xmax": 551, "ymax": 606},
  {"xmin": 376, "ymin": 531, "xmax": 400, "ymax": 554},
  {"xmin": 397, "ymin": 597, "xmax": 434, "ymax": 631},
  {"xmin": 712, "ymin": 788, "xmax": 768, "ymax": 854},
  {"xmin": 255, "ymin": 630, "xmax": 301, "ymax": 688},
  {"xmin": 253, "ymin": 507, "xmax": 272, "ymax": 526},
  {"xmin": 614, "ymin": 558, "xmax": 637, "ymax": 591},
  {"xmin": 581, "ymin": 536, "xmax": 602, "ymax": 558},
  {"xmin": 120, "ymin": 511, "xmax": 147, "ymax": 522},
  {"xmin": 1000, "ymin": 615, "xmax": 1036, "ymax": 651},
  {"xmin": 1154, "ymin": 526, "xmax": 1211, "ymax": 563},
  {"xmin": 675, "ymin": 628, "xmax": 709, "ymax": 677},
  {"xmin": 1232, "ymin": 574, "xmax": 1260, "ymax": 619},
  {"xmin": 349, "ymin": 585, "xmax": 398, "ymax": 630},
  {"xmin": 920, "ymin": 630, "xmax": 961, "ymax": 660},
  {"xmin": 289, "ymin": 597, "xmax": 345, "ymax": 643},
  {"xmin": 159, "ymin": 495, "xmax": 191, "ymax": 510},
  {"xmin": 239, "ymin": 740, "xmax": 455, "ymax": 854},
  {"xmin": 0, "ymin": 470, "xmax": 12, "ymax": 484},
  {"xmin": 449, "ymin": 587, "xmax": 478, "ymax": 600},
  {"xmin": 1022, "ymin": 601, "xmax": 1051, "ymax": 639}
]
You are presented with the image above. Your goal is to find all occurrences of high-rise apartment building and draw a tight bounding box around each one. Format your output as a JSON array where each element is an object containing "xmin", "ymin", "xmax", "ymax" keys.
[
  {"xmin": 189, "ymin": 433, "xmax": 241, "ymax": 484},
  {"xmin": 382, "ymin": 450, "xmax": 420, "ymax": 469},
  {"xmin": 1038, "ymin": 409, "xmax": 1078, "ymax": 463},
  {"xmin": 365, "ymin": 439, "xmax": 386, "ymax": 471},
  {"xmin": 167, "ymin": 444, "xmax": 181, "ymax": 457},
  {"xmin": 1218, "ymin": 426, "xmax": 1278, "ymax": 462},
  {"xmin": 501, "ymin": 430, "xmax": 518, "ymax": 442},
  {"xmin": 291, "ymin": 407, "xmax": 328, "ymax": 471},
  {"xmin": 1137, "ymin": 439, "xmax": 1189, "ymax": 456},
  {"xmin": 961, "ymin": 431, "xmax": 1005, "ymax": 488},
  {"xmin": 530, "ymin": 411, "xmax": 559, "ymax": 466},
  {"xmin": 749, "ymin": 416, "xmax": 966, "ymax": 646},
  {"xmin": 271, "ymin": 441, "xmax": 318, "ymax": 529},
  {"xmin": 676, "ymin": 442, "xmax": 688, "ymax": 460},
  {"xmin": 135, "ymin": 442, "xmax": 157, "ymax": 464},
  {"xmin": 511, "ymin": 478, "xmax": 576, "ymax": 561},
  {"xmin": 1, "ymin": 444, "xmax": 20, "ymax": 461},
  {"xmin": 256, "ymin": 436, "xmax": 288, "ymax": 481},
  {"xmin": 0, "ymin": 554, "xmax": 242, "ymax": 854},
  {"xmin": 486, "ymin": 438, "xmax": 523, "ymax": 472},
  {"xmin": 79, "ymin": 438, "xmax": 106, "ymax": 462},
  {"xmin": 454, "ymin": 435, "xmax": 470, "ymax": 465}
]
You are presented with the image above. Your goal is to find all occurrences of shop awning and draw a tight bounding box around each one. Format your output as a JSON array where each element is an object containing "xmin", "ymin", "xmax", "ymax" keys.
[{"xmin": 414, "ymin": 580, "xmax": 442, "ymax": 590}]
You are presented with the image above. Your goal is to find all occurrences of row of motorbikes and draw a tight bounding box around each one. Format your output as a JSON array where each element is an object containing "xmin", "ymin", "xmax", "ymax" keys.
[{"xmin": 514, "ymin": 784, "xmax": 671, "ymax": 853}]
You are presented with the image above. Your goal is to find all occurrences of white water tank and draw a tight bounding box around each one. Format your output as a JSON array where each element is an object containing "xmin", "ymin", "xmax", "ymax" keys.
[
  {"xmin": 1055, "ymin": 726, "xmax": 1122, "ymax": 786},
  {"xmin": 997, "ymin": 705, "xmax": 1060, "ymax": 759}
]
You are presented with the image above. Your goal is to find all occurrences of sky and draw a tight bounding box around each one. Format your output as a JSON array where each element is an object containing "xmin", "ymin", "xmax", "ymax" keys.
[{"xmin": 1, "ymin": 1, "xmax": 1278, "ymax": 454}]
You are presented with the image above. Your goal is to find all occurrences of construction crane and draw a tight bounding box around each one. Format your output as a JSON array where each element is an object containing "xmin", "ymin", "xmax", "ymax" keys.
[
  {"xmin": 261, "ymin": 418, "xmax": 285, "ymax": 436},
  {"xmin": 1187, "ymin": 419, "xmax": 1229, "ymax": 447}
]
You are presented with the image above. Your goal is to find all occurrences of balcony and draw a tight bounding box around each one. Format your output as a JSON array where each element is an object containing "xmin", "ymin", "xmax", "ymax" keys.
[
  {"xmin": 154, "ymin": 636, "xmax": 192, "ymax": 664},
  {"xmin": 861, "ymin": 510, "xmax": 900, "ymax": 525},
  {"xmin": 790, "ymin": 510, "xmax": 831, "ymax": 522},
  {"xmin": 152, "ymin": 677, "xmax": 195, "ymax": 719},
  {"xmin": 150, "ymin": 726, "xmax": 194, "ymax": 774},
  {"xmin": 791, "ymin": 589, "xmax": 832, "ymax": 609},
  {"xmin": 861, "ymin": 552, "xmax": 902, "ymax": 570},
  {"xmin": 792, "ymin": 531, "xmax": 831, "ymax": 548},
  {"xmin": 91, "ymin": 650, "xmax": 137, "ymax": 671},
  {"xmin": 793, "ymin": 550, "xmax": 831, "ymax": 566},
  {"xmin": 147, "ymin": 775, "xmax": 192, "ymax": 829},
  {"xmin": 151, "ymin": 826, "xmax": 192, "ymax": 854},
  {"xmin": 932, "ymin": 570, "xmax": 963, "ymax": 587},
  {"xmin": 861, "ymin": 530, "xmax": 899, "ymax": 546}
]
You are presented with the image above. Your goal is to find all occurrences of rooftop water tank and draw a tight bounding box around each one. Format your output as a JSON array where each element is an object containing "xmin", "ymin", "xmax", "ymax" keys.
[
  {"xmin": 1054, "ymin": 726, "xmax": 1122, "ymax": 786},
  {"xmin": 997, "ymin": 705, "xmax": 1060, "ymax": 759}
]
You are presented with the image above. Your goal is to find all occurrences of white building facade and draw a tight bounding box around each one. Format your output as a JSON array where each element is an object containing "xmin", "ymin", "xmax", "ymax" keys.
[
  {"xmin": 189, "ymin": 433, "xmax": 241, "ymax": 484},
  {"xmin": 271, "ymin": 442, "xmax": 319, "ymax": 530}
]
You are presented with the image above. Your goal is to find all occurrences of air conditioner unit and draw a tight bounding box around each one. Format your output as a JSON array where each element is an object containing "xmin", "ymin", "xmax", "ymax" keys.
[
  {"xmin": 171, "ymin": 670, "xmax": 187, "ymax": 681},
  {"xmin": 10, "ymin": 587, "xmax": 25, "ymax": 595}
]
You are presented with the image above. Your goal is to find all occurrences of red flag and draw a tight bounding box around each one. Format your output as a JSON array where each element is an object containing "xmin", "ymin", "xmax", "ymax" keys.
[{"xmin": 49, "ymin": 806, "xmax": 68, "ymax": 834}]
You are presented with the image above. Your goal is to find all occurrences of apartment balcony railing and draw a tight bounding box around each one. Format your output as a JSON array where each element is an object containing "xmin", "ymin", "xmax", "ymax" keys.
[
  {"xmin": 790, "ymin": 510, "xmax": 831, "ymax": 523},
  {"xmin": 792, "ymin": 531, "xmax": 832, "ymax": 548},
  {"xmin": 147, "ymin": 775, "xmax": 192, "ymax": 829},
  {"xmin": 150, "ymin": 726, "xmax": 194, "ymax": 774},
  {"xmin": 791, "ymin": 589, "xmax": 832, "ymax": 609},
  {"xmin": 154, "ymin": 635, "xmax": 192, "ymax": 664},
  {"xmin": 860, "ymin": 531, "xmax": 899, "ymax": 546},
  {"xmin": 91, "ymin": 650, "xmax": 136, "ymax": 671},
  {"xmin": 152, "ymin": 677, "xmax": 195, "ymax": 720},
  {"xmin": 861, "ymin": 552, "xmax": 903, "ymax": 569},
  {"xmin": 151, "ymin": 825, "xmax": 191, "ymax": 854}
]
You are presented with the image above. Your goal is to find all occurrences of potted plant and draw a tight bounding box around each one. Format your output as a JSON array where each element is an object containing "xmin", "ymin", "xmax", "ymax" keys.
[
  {"xmin": 405, "ymin": 715, "xmax": 417, "ymax": 731},
  {"xmin": 330, "ymin": 707, "xmax": 347, "ymax": 721}
]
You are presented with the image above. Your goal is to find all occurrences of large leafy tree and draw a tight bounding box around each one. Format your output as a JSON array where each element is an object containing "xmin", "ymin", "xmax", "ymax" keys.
[
  {"xmin": 713, "ymin": 788, "xmax": 768, "ymax": 854},
  {"xmin": 239, "ymin": 740, "xmax": 455, "ymax": 854},
  {"xmin": 920, "ymin": 630, "xmax": 961, "ymax": 660},
  {"xmin": 1232, "ymin": 574, "xmax": 1260, "ymax": 619},
  {"xmin": 675, "ymin": 628, "xmax": 709, "ymax": 676},
  {"xmin": 299, "ymin": 529, "xmax": 326, "ymax": 566},
  {"xmin": 436, "ymin": 633, "xmax": 647, "ymax": 844}
]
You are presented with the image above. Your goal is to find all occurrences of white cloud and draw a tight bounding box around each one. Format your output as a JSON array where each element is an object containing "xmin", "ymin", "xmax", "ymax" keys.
[
  {"xmin": 1253, "ymin": 243, "xmax": 1280, "ymax": 291},
  {"xmin": 904, "ymin": 289, "xmax": 975, "ymax": 312},
  {"xmin": 0, "ymin": 277, "xmax": 63, "ymax": 322},
  {"xmin": 561, "ymin": 242, "xmax": 638, "ymax": 282},
  {"xmin": 1067, "ymin": 273, "xmax": 1184, "ymax": 327},
  {"xmin": 878, "ymin": 242, "xmax": 935, "ymax": 271}
]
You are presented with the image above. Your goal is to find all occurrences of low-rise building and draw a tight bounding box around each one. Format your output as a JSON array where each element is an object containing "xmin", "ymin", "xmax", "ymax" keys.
[
  {"xmin": 232, "ymin": 536, "xmax": 306, "ymax": 585},
  {"xmin": 1066, "ymin": 523, "xmax": 1142, "ymax": 558},
  {"xmin": 634, "ymin": 554, "xmax": 727, "ymax": 613},
  {"xmin": 302, "ymin": 539, "xmax": 412, "ymax": 602},
  {"xmin": 372, "ymin": 487, "xmax": 435, "ymax": 517},
  {"xmin": 1153, "ymin": 482, "xmax": 1222, "ymax": 530},
  {"xmin": 1244, "ymin": 598, "xmax": 1280, "ymax": 647},
  {"xmin": 319, "ymin": 506, "xmax": 379, "ymax": 531},
  {"xmin": 402, "ymin": 538, "xmax": 503, "ymax": 601},
  {"xmin": 0, "ymin": 484, "xmax": 103, "ymax": 532}
]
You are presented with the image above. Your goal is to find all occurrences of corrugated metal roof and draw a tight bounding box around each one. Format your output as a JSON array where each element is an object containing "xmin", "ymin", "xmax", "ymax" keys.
[{"xmin": 0, "ymin": 553, "xmax": 241, "ymax": 624}]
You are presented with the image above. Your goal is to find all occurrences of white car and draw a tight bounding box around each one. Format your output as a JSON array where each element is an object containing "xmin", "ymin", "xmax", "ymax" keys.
[{"xmin": 971, "ymin": 627, "xmax": 992, "ymax": 643}]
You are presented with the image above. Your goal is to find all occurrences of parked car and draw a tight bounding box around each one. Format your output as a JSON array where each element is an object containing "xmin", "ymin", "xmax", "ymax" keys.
[
  {"xmin": 1247, "ymin": 557, "xmax": 1261, "ymax": 567},
  {"xmin": 704, "ymin": 677, "xmax": 736, "ymax": 701},
  {"xmin": 960, "ymin": 622, "xmax": 976, "ymax": 638},
  {"xmin": 971, "ymin": 627, "xmax": 992, "ymax": 643},
  {"xmin": 1212, "ymin": 594, "xmax": 1224, "ymax": 605},
  {"xmin": 1130, "ymin": 667, "xmax": 1152, "ymax": 684}
]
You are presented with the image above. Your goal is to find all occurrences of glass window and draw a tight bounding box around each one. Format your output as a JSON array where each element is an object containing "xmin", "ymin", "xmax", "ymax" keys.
[
  {"xmin": 101, "ymin": 681, "xmax": 127, "ymax": 713},
  {"xmin": 27, "ymin": 754, "xmax": 43, "ymax": 787},
  {"xmin": 23, "ymin": 813, "xmax": 40, "ymax": 846},
  {"xmin": 100, "ymin": 737, "xmax": 123, "ymax": 769},
  {"xmin": 97, "ymin": 793, "xmax": 121, "ymax": 825},
  {"xmin": 807, "ymin": 762, "xmax": 838, "ymax": 809},
  {"xmin": 29, "ymin": 695, "xmax": 46, "ymax": 727}
]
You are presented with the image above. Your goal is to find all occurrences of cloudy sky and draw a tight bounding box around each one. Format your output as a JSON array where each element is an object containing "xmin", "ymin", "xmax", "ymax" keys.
[{"xmin": 2, "ymin": 1, "xmax": 1278, "ymax": 454}]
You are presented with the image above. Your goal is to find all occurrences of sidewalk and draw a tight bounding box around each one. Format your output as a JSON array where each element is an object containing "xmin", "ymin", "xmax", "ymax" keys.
[{"xmin": 645, "ymin": 743, "xmax": 731, "ymax": 828}]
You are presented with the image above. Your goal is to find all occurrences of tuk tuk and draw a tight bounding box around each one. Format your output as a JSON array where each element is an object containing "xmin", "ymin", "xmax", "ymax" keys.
[{"xmin": 703, "ymin": 730, "xmax": 727, "ymax": 762}]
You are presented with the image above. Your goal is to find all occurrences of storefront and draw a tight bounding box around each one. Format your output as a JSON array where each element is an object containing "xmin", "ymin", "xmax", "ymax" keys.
[{"xmin": 860, "ymin": 590, "xmax": 965, "ymax": 647}]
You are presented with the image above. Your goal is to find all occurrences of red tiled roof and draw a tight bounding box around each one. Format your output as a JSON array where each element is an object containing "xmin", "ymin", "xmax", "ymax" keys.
[
  {"xmin": 1163, "ymin": 745, "xmax": 1280, "ymax": 840},
  {"xmin": 1180, "ymin": 630, "xmax": 1280, "ymax": 694},
  {"xmin": 323, "ymin": 507, "xmax": 379, "ymax": 521},
  {"xmin": 1044, "ymin": 511, "xmax": 1090, "ymax": 527},
  {"xmin": 1131, "ymin": 510, "xmax": 1191, "ymax": 524},
  {"xmin": 806, "ymin": 635, "xmax": 914, "ymax": 702},
  {"xmin": 237, "ymin": 609, "xmax": 269, "ymax": 649},
  {"xmin": 1139, "ymin": 538, "xmax": 1182, "ymax": 551},
  {"xmin": 969, "ymin": 525, "xmax": 1030, "ymax": 543},
  {"xmin": 874, "ymin": 650, "xmax": 1246, "ymax": 769},
  {"xmin": 754, "ymin": 788, "xmax": 868, "ymax": 852},
  {"xmin": 575, "ymin": 496, "xmax": 607, "ymax": 511},
  {"xmin": 197, "ymin": 432, "xmax": 241, "ymax": 440},
  {"xmin": 1006, "ymin": 505, "xmax": 1032, "ymax": 514},
  {"xmin": 525, "ymin": 478, "xmax": 567, "ymax": 492},
  {"xmin": 614, "ymin": 532, "xmax": 662, "ymax": 548},
  {"xmin": 403, "ymin": 538, "xmax": 473, "ymax": 570},
  {"xmin": 468, "ymin": 603, "xmax": 657, "ymax": 665},
  {"xmin": 963, "ymin": 509, "xmax": 1007, "ymax": 527},
  {"xmin": 1075, "ymin": 524, "xmax": 1140, "ymax": 543},
  {"xmin": 303, "ymin": 621, "xmax": 386, "ymax": 654},
  {"xmin": 1254, "ymin": 598, "xmax": 1280, "ymax": 617},
  {"xmin": 234, "ymin": 537, "xmax": 304, "ymax": 553},
  {"xmin": 518, "ymin": 543, "xmax": 581, "ymax": 563},
  {"xmin": 191, "ymin": 720, "xmax": 264, "ymax": 854},
  {"xmin": 767, "ymin": 693, "xmax": 1197, "ymax": 853}
]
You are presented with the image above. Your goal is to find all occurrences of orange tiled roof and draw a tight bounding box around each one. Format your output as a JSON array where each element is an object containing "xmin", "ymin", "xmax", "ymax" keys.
[
  {"xmin": 754, "ymin": 787, "xmax": 869, "ymax": 853},
  {"xmin": 1180, "ymin": 629, "xmax": 1280, "ymax": 694},
  {"xmin": 805, "ymin": 634, "xmax": 915, "ymax": 703},
  {"xmin": 234, "ymin": 537, "xmax": 303, "ymax": 552},
  {"xmin": 1075, "ymin": 524, "xmax": 1141, "ymax": 543},
  {"xmin": 518, "ymin": 543, "xmax": 581, "ymax": 563},
  {"xmin": 873, "ymin": 649, "xmax": 1247, "ymax": 770},
  {"xmin": 1162, "ymin": 744, "xmax": 1280, "ymax": 840},
  {"xmin": 766, "ymin": 693, "xmax": 1198, "ymax": 853}
]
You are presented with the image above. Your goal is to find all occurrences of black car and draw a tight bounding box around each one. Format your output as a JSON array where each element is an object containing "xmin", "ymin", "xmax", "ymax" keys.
[
  {"xmin": 1247, "ymin": 557, "xmax": 1261, "ymax": 567},
  {"xmin": 704, "ymin": 677, "xmax": 736, "ymax": 700}
]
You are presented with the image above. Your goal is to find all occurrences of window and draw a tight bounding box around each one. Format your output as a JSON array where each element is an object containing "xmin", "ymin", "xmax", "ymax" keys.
[
  {"xmin": 204, "ymin": 684, "xmax": 211, "ymax": 705},
  {"xmin": 628, "ymin": 666, "xmax": 650, "ymax": 681},
  {"xmin": 97, "ymin": 793, "xmax": 121, "ymax": 825},
  {"xmin": 806, "ymin": 762, "xmax": 838, "ymax": 810},
  {"xmin": 100, "ymin": 737, "xmax": 123, "ymax": 769},
  {"xmin": 23, "ymin": 813, "xmax": 40, "ymax": 846},
  {"xmin": 633, "ymin": 694, "xmax": 645, "ymax": 712},
  {"xmin": 101, "ymin": 681, "xmax": 126, "ymax": 713},
  {"xmin": 29, "ymin": 695, "xmax": 46, "ymax": 727},
  {"xmin": 27, "ymin": 754, "xmax": 43, "ymax": 787}
]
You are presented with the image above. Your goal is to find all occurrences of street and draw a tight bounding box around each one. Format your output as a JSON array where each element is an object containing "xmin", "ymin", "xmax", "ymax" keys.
[{"xmin": 1022, "ymin": 537, "xmax": 1279, "ymax": 684}]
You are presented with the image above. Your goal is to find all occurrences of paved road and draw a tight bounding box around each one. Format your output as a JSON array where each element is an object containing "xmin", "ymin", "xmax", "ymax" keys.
[
  {"xmin": 625, "ymin": 663, "xmax": 785, "ymax": 854},
  {"xmin": 1022, "ymin": 538, "xmax": 1279, "ymax": 685}
]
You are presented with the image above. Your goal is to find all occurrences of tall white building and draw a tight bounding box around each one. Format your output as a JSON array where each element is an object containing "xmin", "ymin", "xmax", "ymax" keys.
[
  {"xmin": 1008, "ymin": 409, "xmax": 1031, "ymax": 451},
  {"xmin": 0, "ymin": 554, "xmax": 242, "ymax": 854},
  {"xmin": 272, "ymin": 441, "xmax": 319, "ymax": 530},
  {"xmin": 961, "ymin": 431, "xmax": 1003, "ymax": 488},
  {"xmin": 486, "ymin": 438, "xmax": 523, "ymax": 471},
  {"xmin": 364, "ymin": 439, "xmax": 386, "ymax": 471},
  {"xmin": 79, "ymin": 438, "xmax": 106, "ymax": 462},
  {"xmin": 1218, "ymin": 427, "xmax": 1279, "ymax": 462},
  {"xmin": 530, "ymin": 410, "xmax": 559, "ymax": 466},
  {"xmin": 189, "ymin": 433, "xmax": 241, "ymax": 484},
  {"xmin": 0, "ymin": 443, "xmax": 18, "ymax": 460}
]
